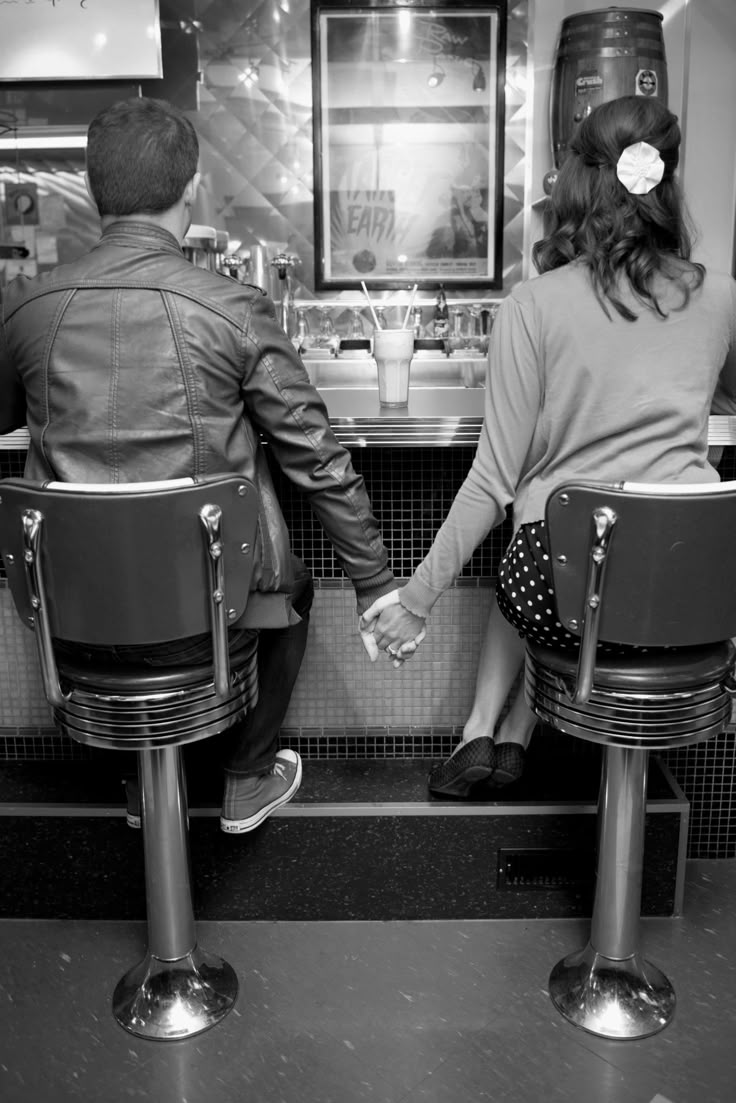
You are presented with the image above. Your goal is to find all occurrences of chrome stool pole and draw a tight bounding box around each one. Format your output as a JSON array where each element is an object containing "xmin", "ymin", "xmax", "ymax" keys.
[
  {"xmin": 112, "ymin": 746, "xmax": 238, "ymax": 1040},
  {"xmin": 549, "ymin": 745, "xmax": 675, "ymax": 1039}
]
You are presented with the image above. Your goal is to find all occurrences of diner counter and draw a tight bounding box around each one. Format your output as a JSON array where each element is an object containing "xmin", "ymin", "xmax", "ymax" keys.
[{"xmin": 1, "ymin": 353, "xmax": 736, "ymax": 449}]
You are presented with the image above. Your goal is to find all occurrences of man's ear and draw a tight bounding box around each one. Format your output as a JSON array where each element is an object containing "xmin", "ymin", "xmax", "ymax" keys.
[
  {"xmin": 83, "ymin": 171, "xmax": 99, "ymax": 212},
  {"xmin": 184, "ymin": 171, "xmax": 201, "ymax": 207}
]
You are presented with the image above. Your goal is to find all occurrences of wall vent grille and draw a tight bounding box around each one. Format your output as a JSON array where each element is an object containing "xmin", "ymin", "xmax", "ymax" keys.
[{"xmin": 497, "ymin": 848, "xmax": 595, "ymax": 890}]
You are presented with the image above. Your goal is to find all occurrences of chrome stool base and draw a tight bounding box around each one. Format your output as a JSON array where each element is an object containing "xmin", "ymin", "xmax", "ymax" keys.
[
  {"xmin": 113, "ymin": 945, "xmax": 238, "ymax": 1040},
  {"xmin": 549, "ymin": 942, "xmax": 675, "ymax": 1040}
]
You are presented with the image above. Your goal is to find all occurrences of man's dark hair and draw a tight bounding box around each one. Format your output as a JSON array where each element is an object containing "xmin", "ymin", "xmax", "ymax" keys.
[{"xmin": 86, "ymin": 97, "xmax": 199, "ymax": 217}]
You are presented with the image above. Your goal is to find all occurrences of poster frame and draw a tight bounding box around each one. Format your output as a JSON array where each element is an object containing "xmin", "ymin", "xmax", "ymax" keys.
[{"xmin": 311, "ymin": 0, "xmax": 507, "ymax": 291}]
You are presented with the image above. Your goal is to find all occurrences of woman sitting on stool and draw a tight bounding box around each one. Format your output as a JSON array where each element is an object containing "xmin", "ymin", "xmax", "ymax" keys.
[{"xmin": 362, "ymin": 94, "xmax": 736, "ymax": 796}]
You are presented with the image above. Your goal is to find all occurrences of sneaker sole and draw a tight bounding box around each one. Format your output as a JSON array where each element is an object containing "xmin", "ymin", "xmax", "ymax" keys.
[
  {"xmin": 127, "ymin": 810, "xmax": 191, "ymax": 830},
  {"xmin": 220, "ymin": 755, "xmax": 303, "ymax": 834}
]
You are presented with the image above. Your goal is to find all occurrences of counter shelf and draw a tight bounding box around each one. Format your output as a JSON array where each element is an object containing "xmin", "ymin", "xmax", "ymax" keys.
[{"xmin": 3, "ymin": 407, "xmax": 736, "ymax": 452}]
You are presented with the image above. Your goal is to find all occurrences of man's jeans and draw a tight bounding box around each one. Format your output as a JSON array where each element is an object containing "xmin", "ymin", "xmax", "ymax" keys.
[
  {"xmin": 60, "ymin": 556, "xmax": 314, "ymax": 779},
  {"xmin": 222, "ymin": 557, "xmax": 313, "ymax": 776}
]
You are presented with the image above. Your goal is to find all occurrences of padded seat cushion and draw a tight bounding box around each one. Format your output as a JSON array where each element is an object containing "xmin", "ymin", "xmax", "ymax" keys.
[
  {"xmin": 527, "ymin": 640, "xmax": 735, "ymax": 693},
  {"xmin": 58, "ymin": 636, "xmax": 258, "ymax": 695}
]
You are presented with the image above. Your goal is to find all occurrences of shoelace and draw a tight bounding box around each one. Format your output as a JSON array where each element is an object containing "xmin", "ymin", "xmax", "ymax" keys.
[{"xmin": 271, "ymin": 761, "xmax": 288, "ymax": 781}]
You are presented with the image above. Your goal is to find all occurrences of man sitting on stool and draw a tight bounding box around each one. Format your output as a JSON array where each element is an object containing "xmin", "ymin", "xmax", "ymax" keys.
[{"xmin": 0, "ymin": 96, "xmax": 398, "ymax": 832}]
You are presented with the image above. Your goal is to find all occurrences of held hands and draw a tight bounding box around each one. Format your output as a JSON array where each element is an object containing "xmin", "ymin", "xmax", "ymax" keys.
[{"xmin": 358, "ymin": 590, "xmax": 427, "ymax": 669}]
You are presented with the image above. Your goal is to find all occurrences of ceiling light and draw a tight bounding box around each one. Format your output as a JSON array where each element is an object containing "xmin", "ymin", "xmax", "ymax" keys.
[
  {"xmin": 238, "ymin": 61, "xmax": 260, "ymax": 86},
  {"xmin": 427, "ymin": 65, "xmax": 445, "ymax": 88},
  {"xmin": 473, "ymin": 65, "xmax": 486, "ymax": 92},
  {"xmin": 0, "ymin": 128, "xmax": 87, "ymax": 151}
]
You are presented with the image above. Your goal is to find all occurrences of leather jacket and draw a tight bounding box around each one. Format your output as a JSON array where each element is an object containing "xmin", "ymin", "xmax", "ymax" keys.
[{"xmin": 0, "ymin": 221, "xmax": 396, "ymax": 625}]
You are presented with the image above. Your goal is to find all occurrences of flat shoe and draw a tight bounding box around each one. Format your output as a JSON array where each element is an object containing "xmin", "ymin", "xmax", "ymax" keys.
[
  {"xmin": 489, "ymin": 742, "xmax": 525, "ymax": 787},
  {"xmin": 428, "ymin": 737, "xmax": 496, "ymax": 797}
]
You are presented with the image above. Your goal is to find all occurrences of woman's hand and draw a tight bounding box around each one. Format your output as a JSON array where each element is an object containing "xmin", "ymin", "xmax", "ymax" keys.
[
  {"xmin": 359, "ymin": 590, "xmax": 426, "ymax": 667},
  {"xmin": 371, "ymin": 603, "xmax": 426, "ymax": 656}
]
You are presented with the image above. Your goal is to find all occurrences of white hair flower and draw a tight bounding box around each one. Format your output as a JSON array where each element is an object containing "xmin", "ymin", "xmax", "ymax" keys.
[{"xmin": 616, "ymin": 141, "xmax": 665, "ymax": 195}]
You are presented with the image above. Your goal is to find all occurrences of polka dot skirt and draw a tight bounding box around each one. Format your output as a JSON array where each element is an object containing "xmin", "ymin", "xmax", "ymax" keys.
[{"xmin": 496, "ymin": 521, "xmax": 638, "ymax": 655}]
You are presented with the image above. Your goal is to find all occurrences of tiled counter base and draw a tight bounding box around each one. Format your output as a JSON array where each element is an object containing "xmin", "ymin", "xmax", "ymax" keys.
[{"xmin": 0, "ymin": 578, "xmax": 731, "ymax": 864}]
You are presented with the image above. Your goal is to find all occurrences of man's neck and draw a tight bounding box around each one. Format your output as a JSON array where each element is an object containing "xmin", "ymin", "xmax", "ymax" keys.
[{"xmin": 100, "ymin": 208, "xmax": 187, "ymax": 243}]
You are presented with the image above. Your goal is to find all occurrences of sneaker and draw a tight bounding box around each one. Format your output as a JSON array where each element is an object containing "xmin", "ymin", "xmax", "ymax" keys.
[
  {"xmin": 122, "ymin": 775, "xmax": 190, "ymax": 830},
  {"xmin": 220, "ymin": 749, "xmax": 303, "ymax": 834},
  {"xmin": 124, "ymin": 777, "xmax": 141, "ymax": 829}
]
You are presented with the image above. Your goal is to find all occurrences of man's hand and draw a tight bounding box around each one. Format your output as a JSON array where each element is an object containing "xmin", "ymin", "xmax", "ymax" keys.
[
  {"xmin": 359, "ymin": 590, "xmax": 426, "ymax": 667},
  {"xmin": 358, "ymin": 589, "xmax": 400, "ymax": 662}
]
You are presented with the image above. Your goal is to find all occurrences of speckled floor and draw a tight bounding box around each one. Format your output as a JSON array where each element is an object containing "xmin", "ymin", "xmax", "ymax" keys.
[{"xmin": 1, "ymin": 860, "xmax": 734, "ymax": 1103}]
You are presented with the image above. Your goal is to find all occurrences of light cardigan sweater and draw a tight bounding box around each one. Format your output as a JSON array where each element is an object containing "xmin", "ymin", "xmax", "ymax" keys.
[{"xmin": 401, "ymin": 261, "xmax": 736, "ymax": 620}]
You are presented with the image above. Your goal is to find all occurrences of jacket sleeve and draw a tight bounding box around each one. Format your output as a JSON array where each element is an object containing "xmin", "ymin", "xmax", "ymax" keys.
[
  {"xmin": 239, "ymin": 294, "xmax": 396, "ymax": 612},
  {"xmin": 0, "ymin": 316, "xmax": 26, "ymax": 435},
  {"xmin": 400, "ymin": 291, "xmax": 542, "ymax": 618}
]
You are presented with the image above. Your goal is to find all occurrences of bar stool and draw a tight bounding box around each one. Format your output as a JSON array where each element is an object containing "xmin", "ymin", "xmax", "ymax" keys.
[
  {"xmin": 524, "ymin": 479, "xmax": 736, "ymax": 1040},
  {"xmin": 0, "ymin": 474, "xmax": 260, "ymax": 1041}
]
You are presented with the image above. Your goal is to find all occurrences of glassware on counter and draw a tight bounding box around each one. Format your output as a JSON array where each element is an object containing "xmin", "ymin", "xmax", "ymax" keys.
[
  {"xmin": 431, "ymin": 288, "xmax": 449, "ymax": 339},
  {"xmin": 467, "ymin": 304, "xmax": 484, "ymax": 352},
  {"xmin": 373, "ymin": 327, "xmax": 414, "ymax": 407},
  {"xmin": 339, "ymin": 307, "xmax": 371, "ymax": 356},
  {"xmin": 315, "ymin": 308, "xmax": 339, "ymax": 354},
  {"xmin": 291, "ymin": 307, "xmax": 312, "ymax": 353},
  {"xmin": 348, "ymin": 308, "xmax": 367, "ymax": 339},
  {"xmin": 448, "ymin": 306, "xmax": 468, "ymax": 354}
]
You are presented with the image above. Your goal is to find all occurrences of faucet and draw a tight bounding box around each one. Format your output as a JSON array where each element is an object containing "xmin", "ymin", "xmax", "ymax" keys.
[{"xmin": 270, "ymin": 252, "xmax": 299, "ymax": 337}]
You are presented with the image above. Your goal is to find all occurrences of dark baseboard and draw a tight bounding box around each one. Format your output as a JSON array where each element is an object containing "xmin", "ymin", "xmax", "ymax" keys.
[{"xmin": 0, "ymin": 748, "xmax": 688, "ymax": 921}]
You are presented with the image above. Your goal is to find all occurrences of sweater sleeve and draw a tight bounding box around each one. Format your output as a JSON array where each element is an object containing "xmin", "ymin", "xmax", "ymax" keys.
[
  {"xmin": 400, "ymin": 291, "xmax": 543, "ymax": 618},
  {"xmin": 710, "ymin": 276, "xmax": 736, "ymax": 414}
]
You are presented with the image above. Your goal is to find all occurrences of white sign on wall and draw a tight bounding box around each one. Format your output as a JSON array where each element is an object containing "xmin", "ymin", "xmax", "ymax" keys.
[{"xmin": 0, "ymin": 0, "xmax": 162, "ymax": 81}]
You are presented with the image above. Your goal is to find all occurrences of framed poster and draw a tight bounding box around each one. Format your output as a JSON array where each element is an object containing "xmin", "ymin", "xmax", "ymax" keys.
[{"xmin": 312, "ymin": 0, "xmax": 506, "ymax": 290}]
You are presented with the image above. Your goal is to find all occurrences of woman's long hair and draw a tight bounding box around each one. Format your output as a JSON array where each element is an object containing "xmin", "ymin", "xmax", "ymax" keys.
[{"xmin": 532, "ymin": 95, "xmax": 704, "ymax": 320}]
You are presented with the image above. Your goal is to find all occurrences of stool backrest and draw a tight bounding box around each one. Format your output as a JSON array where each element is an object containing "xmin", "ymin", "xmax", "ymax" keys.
[
  {"xmin": 545, "ymin": 480, "xmax": 736, "ymax": 699},
  {"xmin": 0, "ymin": 475, "xmax": 259, "ymax": 703}
]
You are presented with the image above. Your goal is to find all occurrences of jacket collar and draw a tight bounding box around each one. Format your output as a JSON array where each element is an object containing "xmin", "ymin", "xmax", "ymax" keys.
[{"xmin": 98, "ymin": 220, "xmax": 184, "ymax": 256}]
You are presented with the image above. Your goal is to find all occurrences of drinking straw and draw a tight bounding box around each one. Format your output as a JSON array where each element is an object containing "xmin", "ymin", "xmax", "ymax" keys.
[
  {"xmin": 401, "ymin": 284, "xmax": 418, "ymax": 330},
  {"xmin": 360, "ymin": 280, "xmax": 381, "ymax": 329}
]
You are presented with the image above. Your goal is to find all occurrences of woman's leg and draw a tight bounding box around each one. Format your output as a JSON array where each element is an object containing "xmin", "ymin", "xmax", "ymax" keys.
[
  {"xmin": 428, "ymin": 595, "xmax": 529, "ymax": 795},
  {"xmin": 495, "ymin": 678, "xmax": 537, "ymax": 749},
  {"xmin": 458, "ymin": 591, "xmax": 537, "ymax": 788},
  {"xmin": 461, "ymin": 594, "xmax": 528, "ymax": 746}
]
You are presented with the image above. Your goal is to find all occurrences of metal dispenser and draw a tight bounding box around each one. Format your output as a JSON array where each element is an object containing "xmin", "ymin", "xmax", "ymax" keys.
[{"xmin": 270, "ymin": 251, "xmax": 299, "ymax": 337}]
